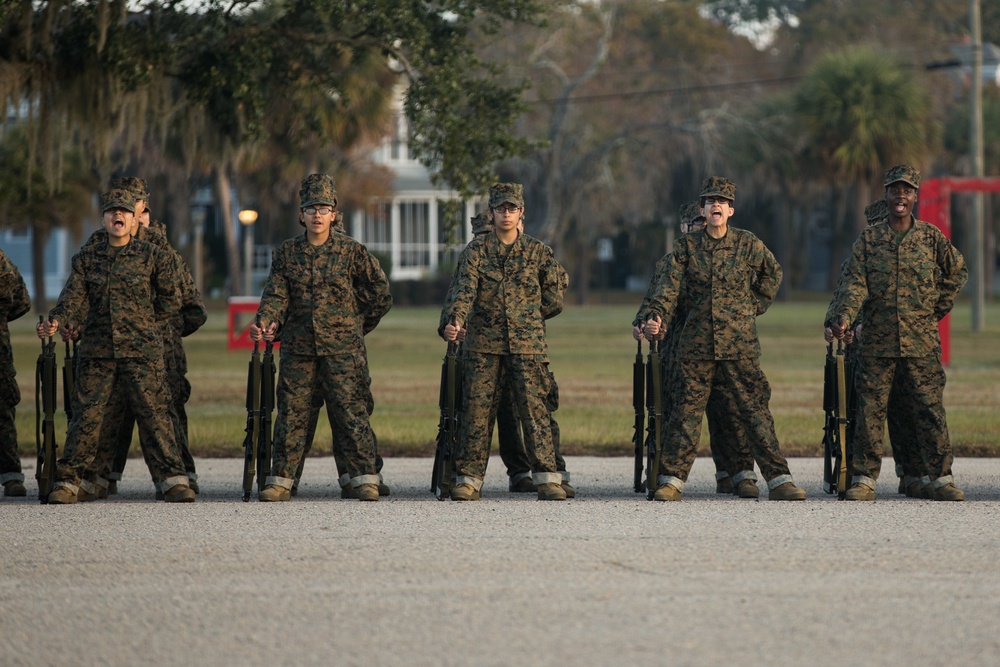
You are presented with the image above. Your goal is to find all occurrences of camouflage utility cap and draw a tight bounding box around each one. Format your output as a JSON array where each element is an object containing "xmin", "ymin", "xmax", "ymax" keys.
[
  {"xmin": 700, "ymin": 176, "xmax": 736, "ymax": 202},
  {"xmin": 679, "ymin": 202, "xmax": 705, "ymax": 230},
  {"xmin": 101, "ymin": 189, "xmax": 136, "ymax": 213},
  {"xmin": 300, "ymin": 173, "xmax": 338, "ymax": 208},
  {"xmin": 111, "ymin": 176, "xmax": 149, "ymax": 200},
  {"xmin": 488, "ymin": 183, "xmax": 524, "ymax": 209},
  {"xmin": 884, "ymin": 164, "xmax": 920, "ymax": 189},
  {"xmin": 471, "ymin": 213, "xmax": 492, "ymax": 235},
  {"xmin": 864, "ymin": 199, "xmax": 888, "ymax": 225}
]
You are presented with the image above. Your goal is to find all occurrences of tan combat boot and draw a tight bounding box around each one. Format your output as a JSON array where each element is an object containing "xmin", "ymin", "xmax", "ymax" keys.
[
  {"xmin": 653, "ymin": 484, "xmax": 681, "ymax": 501},
  {"xmin": 932, "ymin": 483, "xmax": 964, "ymax": 501},
  {"xmin": 844, "ymin": 483, "xmax": 874, "ymax": 501},
  {"xmin": 3, "ymin": 480, "xmax": 27, "ymax": 497},
  {"xmin": 47, "ymin": 487, "xmax": 78, "ymax": 504},
  {"xmin": 508, "ymin": 476, "xmax": 536, "ymax": 493},
  {"xmin": 78, "ymin": 487, "xmax": 98, "ymax": 502},
  {"xmin": 451, "ymin": 483, "xmax": 481, "ymax": 501},
  {"xmin": 163, "ymin": 484, "xmax": 196, "ymax": 503},
  {"xmin": 259, "ymin": 485, "xmax": 290, "ymax": 502},
  {"xmin": 716, "ymin": 477, "xmax": 733, "ymax": 494},
  {"xmin": 537, "ymin": 482, "xmax": 567, "ymax": 501},
  {"xmin": 356, "ymin": 484, "xmax": 379, "ymax": 501},
  {"xmin": 561, "ymin": 481, "xmax": 576, "ymax": 499},
  {"xmin": 768, "ymin": 482, "xmax": 806, "ymax": 501},
  {"xmin": 735, "ymin": 480, "xmax": 760, "ymax": 499}
]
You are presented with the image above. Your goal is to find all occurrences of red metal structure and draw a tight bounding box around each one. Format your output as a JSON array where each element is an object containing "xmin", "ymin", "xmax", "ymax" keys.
[{"xmin": 917, "ymin": 176, "xmax": 1000, "ymax": 365}]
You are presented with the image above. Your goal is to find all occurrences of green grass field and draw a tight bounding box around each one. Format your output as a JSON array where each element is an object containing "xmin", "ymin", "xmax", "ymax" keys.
[{"xmin": 9, "ymin": 300, "xmax": 1000, "ymax": 458}]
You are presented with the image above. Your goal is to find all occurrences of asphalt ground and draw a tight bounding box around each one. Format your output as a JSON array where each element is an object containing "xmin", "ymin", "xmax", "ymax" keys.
[{"xmin": 2, "ymin": 456, "xmax": 999, "ymax": 667}]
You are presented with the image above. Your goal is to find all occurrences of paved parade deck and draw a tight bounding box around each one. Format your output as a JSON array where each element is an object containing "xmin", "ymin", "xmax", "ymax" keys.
[{"xmin": 3, "ymin": 457, "xmax": 999, "ymax": 666}]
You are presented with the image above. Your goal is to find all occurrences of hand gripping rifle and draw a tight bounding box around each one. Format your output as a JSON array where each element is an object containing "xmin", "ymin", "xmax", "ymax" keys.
[
  {"xmin": 822, "ymin": 340, "xmax": 852, "ymax": 498},
  {"xmin": 431, "ymin": 335, "xmax": 461, "ymax": 500},
  {"xmin": 257, "ymin": 335, "xmax": 275, "ymax": 494},
  {"xmin": 241, "ymin": 319, "xmax": 262, "ymax": 501},
  {"xmin": 645, "ymin": 339, "xmax": 664, "ymax": 500},
  {"xmin": 632, "ymin": 340, "xmax": 645, "ymax": 493},
  {"xmin": 35, "ymin": 316, "xmax": 58, "ymax": 503}
]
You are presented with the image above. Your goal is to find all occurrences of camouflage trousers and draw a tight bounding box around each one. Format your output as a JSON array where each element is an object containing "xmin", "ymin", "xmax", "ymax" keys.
[
  {"xmin": 497, "ymin": 367, "xmax": 566, "ymax": 479},
  {"xmin": 663, "ymin": 352, "xmax": 753, "ymax": 482},
  {"xmin": 102, "ymin": 366, "xmax": 196, "ymax": 483},
  {"xmin": 0, "ymin": 373, "xmax": 22, "ymax": 483},
  {"xmin": 56, "ymin": 357, "xmax": 187, "ymax": 494},
  {"xmin": 297, "ymin": 361, "xmax": 384, "ymax": 487},
  {"xmin": 658, "ymin": 357, "xmax": 792, "ymax": 491},
  {"xmin": 851, "ymin": 355, "xmax": 953, "ymax": 488},
  {"xmin": 268, "ymin": 353, "xmax": 377, "ymax": 489},
  {"xmin": 455, "ymin": 352, "xmax": 560, "ymax": 487},
  {"xmin": 846, "ymin": 343, "xmax": 920, "ymax": 480}
]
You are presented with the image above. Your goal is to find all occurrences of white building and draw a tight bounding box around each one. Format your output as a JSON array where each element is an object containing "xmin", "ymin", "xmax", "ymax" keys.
[{"xmin": 348, "ymin": 90, "xmax": 482, "ymax": 280}]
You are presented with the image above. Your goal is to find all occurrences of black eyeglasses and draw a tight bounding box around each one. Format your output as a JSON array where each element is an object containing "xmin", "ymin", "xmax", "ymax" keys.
[
  {"xmin": 702, "ymin": 197, "xmax": 731, "ymax": 206},
  {"xmin": 303, "ymin": 207, "xmax": 334, "ymax": 216},
  {"xmin": 493, "ymin": 205, "xmax": 521, "ymax": 214}
]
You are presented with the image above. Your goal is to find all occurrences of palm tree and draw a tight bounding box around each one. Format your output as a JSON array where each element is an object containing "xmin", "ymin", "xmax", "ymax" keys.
[{"xmin": 793, "ymin": 46, "xmax": 932, "ymax": 285}]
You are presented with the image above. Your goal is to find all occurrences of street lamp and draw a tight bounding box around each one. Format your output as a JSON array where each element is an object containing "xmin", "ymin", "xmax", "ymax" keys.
[{"xmin": 238, "ymin": 209, "xmax": 258, "ymax": 296}]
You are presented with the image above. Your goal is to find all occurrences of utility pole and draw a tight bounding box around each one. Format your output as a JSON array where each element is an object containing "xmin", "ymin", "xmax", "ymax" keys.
[{"xmin": 970, "ymin": 0, "xmax": 985, "ymax": 331}]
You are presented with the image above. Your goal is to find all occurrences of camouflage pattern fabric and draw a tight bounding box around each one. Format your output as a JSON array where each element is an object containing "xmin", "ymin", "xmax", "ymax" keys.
[
  {"xmin": 488, "ymin": 183, "xmax": 523, "ymax": 209},
  {"xmin": 830, "ymin": 218, "xmax": 967, "ymax": 357},
  {"xmin": 0, "ymin": 249, "xmax": 30, "ymax": 483},
  {"xmin": 633, "ymin": 253, "xmax": 752, "ymax": 481},
  {"xmin": 829, "ymin": 214, "xmax": 966, "ymax": 487},
  {"xmin": 111, "ymin": 176, "xmax": 149, "ymax": 201},
  {"xmin": 644, "ymin": 227, "xmax": 791, "ymax": 487},
  {"xmin": 699, "ymin": 176, "xmax": 736, "ymax": 202},
  {"xmin": 100, "ymin": 189, "xmax": 136, "ymax": 212},
  {"xmin": 884, "ymin": 164, "xmax": 920, "ymax": 188},
  {"xmin": 645, "ymin": 228, "xmax": 781, "ymax": 360},
  {"xmin": 55, "ymin": 357, "xmax": 187, "ymax": 492},
  {"xmin": 299, "ymin": 173, "xmax": 338, "ymax": 208},
  {"xmin": 441, "ymin": 232, "xmax": 565, "ymax": 354},
  {"xmin": 457, "ymin": 351, "xmax": 558, "ymax": 480},
  {"xmin": 497, "ymin": 368, "xmax": 567, "ymax": 477},
  {"xmin": 269, "ymin": 353, "xmax": 377, "ymax": 486},
  {"xmin": 852, "ymin": 355, "xmax": 952, "ymax": 483},
  {"xmin": 257, "ymin": 233, "xmax": 391, "ymax": 356},
  {"xmin": 49, "ymin": 236, "xmax": 179, "ymax": 361},
  {"xmin": 659, "ymin": 357, "xmax": 793, "ymax": 484}
]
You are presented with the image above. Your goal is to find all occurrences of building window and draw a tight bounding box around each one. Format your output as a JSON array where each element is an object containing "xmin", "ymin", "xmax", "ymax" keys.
[
  {"xmin": 363, "ymin": 203, "xmax": 392, "ymax": 255},
  {"xmin": 400, "ymin": 201, "xmax": 430, "ymax": 268}
]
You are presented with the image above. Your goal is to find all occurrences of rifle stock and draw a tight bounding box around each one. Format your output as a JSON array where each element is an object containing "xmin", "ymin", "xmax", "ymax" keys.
[
  {"xmin": 241, "ymin": 331, "xmax": 261, "ymax": 501},
  {"xmin": 821, "ymin": 341, "xmax": 852, "ymax": 498},
  {"xmin": 258, "ymin": 339, "xmax": 275, "ymax": 494},
  {"xmin": 632, "ymin": 340, "xmax": 645, "ymax": 492},
  {"xmin": 645, "ymin": 339, "xmax": 663, "ymax": 500},
  {"xmin": 35, "ymin": 316, "xmax": 58, "ymax": 503},
  {"xmin": 432, "ymin": 340, "xmax": 460, "ymax": 499}
]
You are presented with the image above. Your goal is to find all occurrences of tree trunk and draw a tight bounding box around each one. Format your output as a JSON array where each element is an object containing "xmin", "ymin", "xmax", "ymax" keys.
[
  {"xmin": 214, "ymin": 167, "xmax": 241, "ymax": 297},
  {"xmin": 31, "ymin": 222, "xmax": 50, "ymax": 314}
]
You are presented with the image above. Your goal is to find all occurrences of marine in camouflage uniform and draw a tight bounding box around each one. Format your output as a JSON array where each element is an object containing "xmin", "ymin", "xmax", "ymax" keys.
[
  {"xmin": 643, "ymin": 177, "xmax": 806, "ymax": 501},
  {"xmin": 294, "ymin": 211, "xmax": 389, "ymax": 498},
  {"xmin": 828, "ymin": 165, "xmax": 967, "ymax": 501},
  {"xmin": 96, "ymin": 178, "xmax": 207, "ymax": 495},
  {"xmin": 440, "ymin": 213, "xmax": 572, "ymax": 495},
  {"xmin": 253, "ymin": 174, "xmax": 391, "ymax": 502},
  {"xmin": 440, "ymin": 183, "xmax": 568, "ymax": 501},
  {"xmin": 824, "ymin": 199, "xmax": 925, "ymax": 496},
  {"xmin": 633, "ymin": 202, "xmax": 757, "ymax": 497},
  {"xmin": 37, "ymin": 190, "xmax": 194, "ymax": 504},
  {"xmin": 0, "ymin": 249, "xmax": 31, "ymax": 498}
]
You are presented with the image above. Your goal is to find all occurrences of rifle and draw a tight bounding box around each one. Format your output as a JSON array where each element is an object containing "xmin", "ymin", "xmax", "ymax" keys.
[
  {"xmin": 62, "ymin": 338, "xmax": 76, "ymax": 423},
  {"xmin": 431, "ymin": 338, "xmax": 461, "ymax": 499},
  {"xmin": 34, "ymin": 316, "xmax": 58, "ymax": 503},
  {"xmin": 241, "ymin": 320, "xmax": 262, "ymax": 501},
  {"xmin": 632, "ymin": 340, "xmax": 645, "ymax": 493},
  {"xmin": 645, "ymin": 339, "xmax": 663, "ymax": 500},
  {"xmin": 257, "ymin": 336, "xmax": 275, "ymax": 494},
  {"xmin": 822, "ymin": 340, "xmax": 852, "ymax": 498}
]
